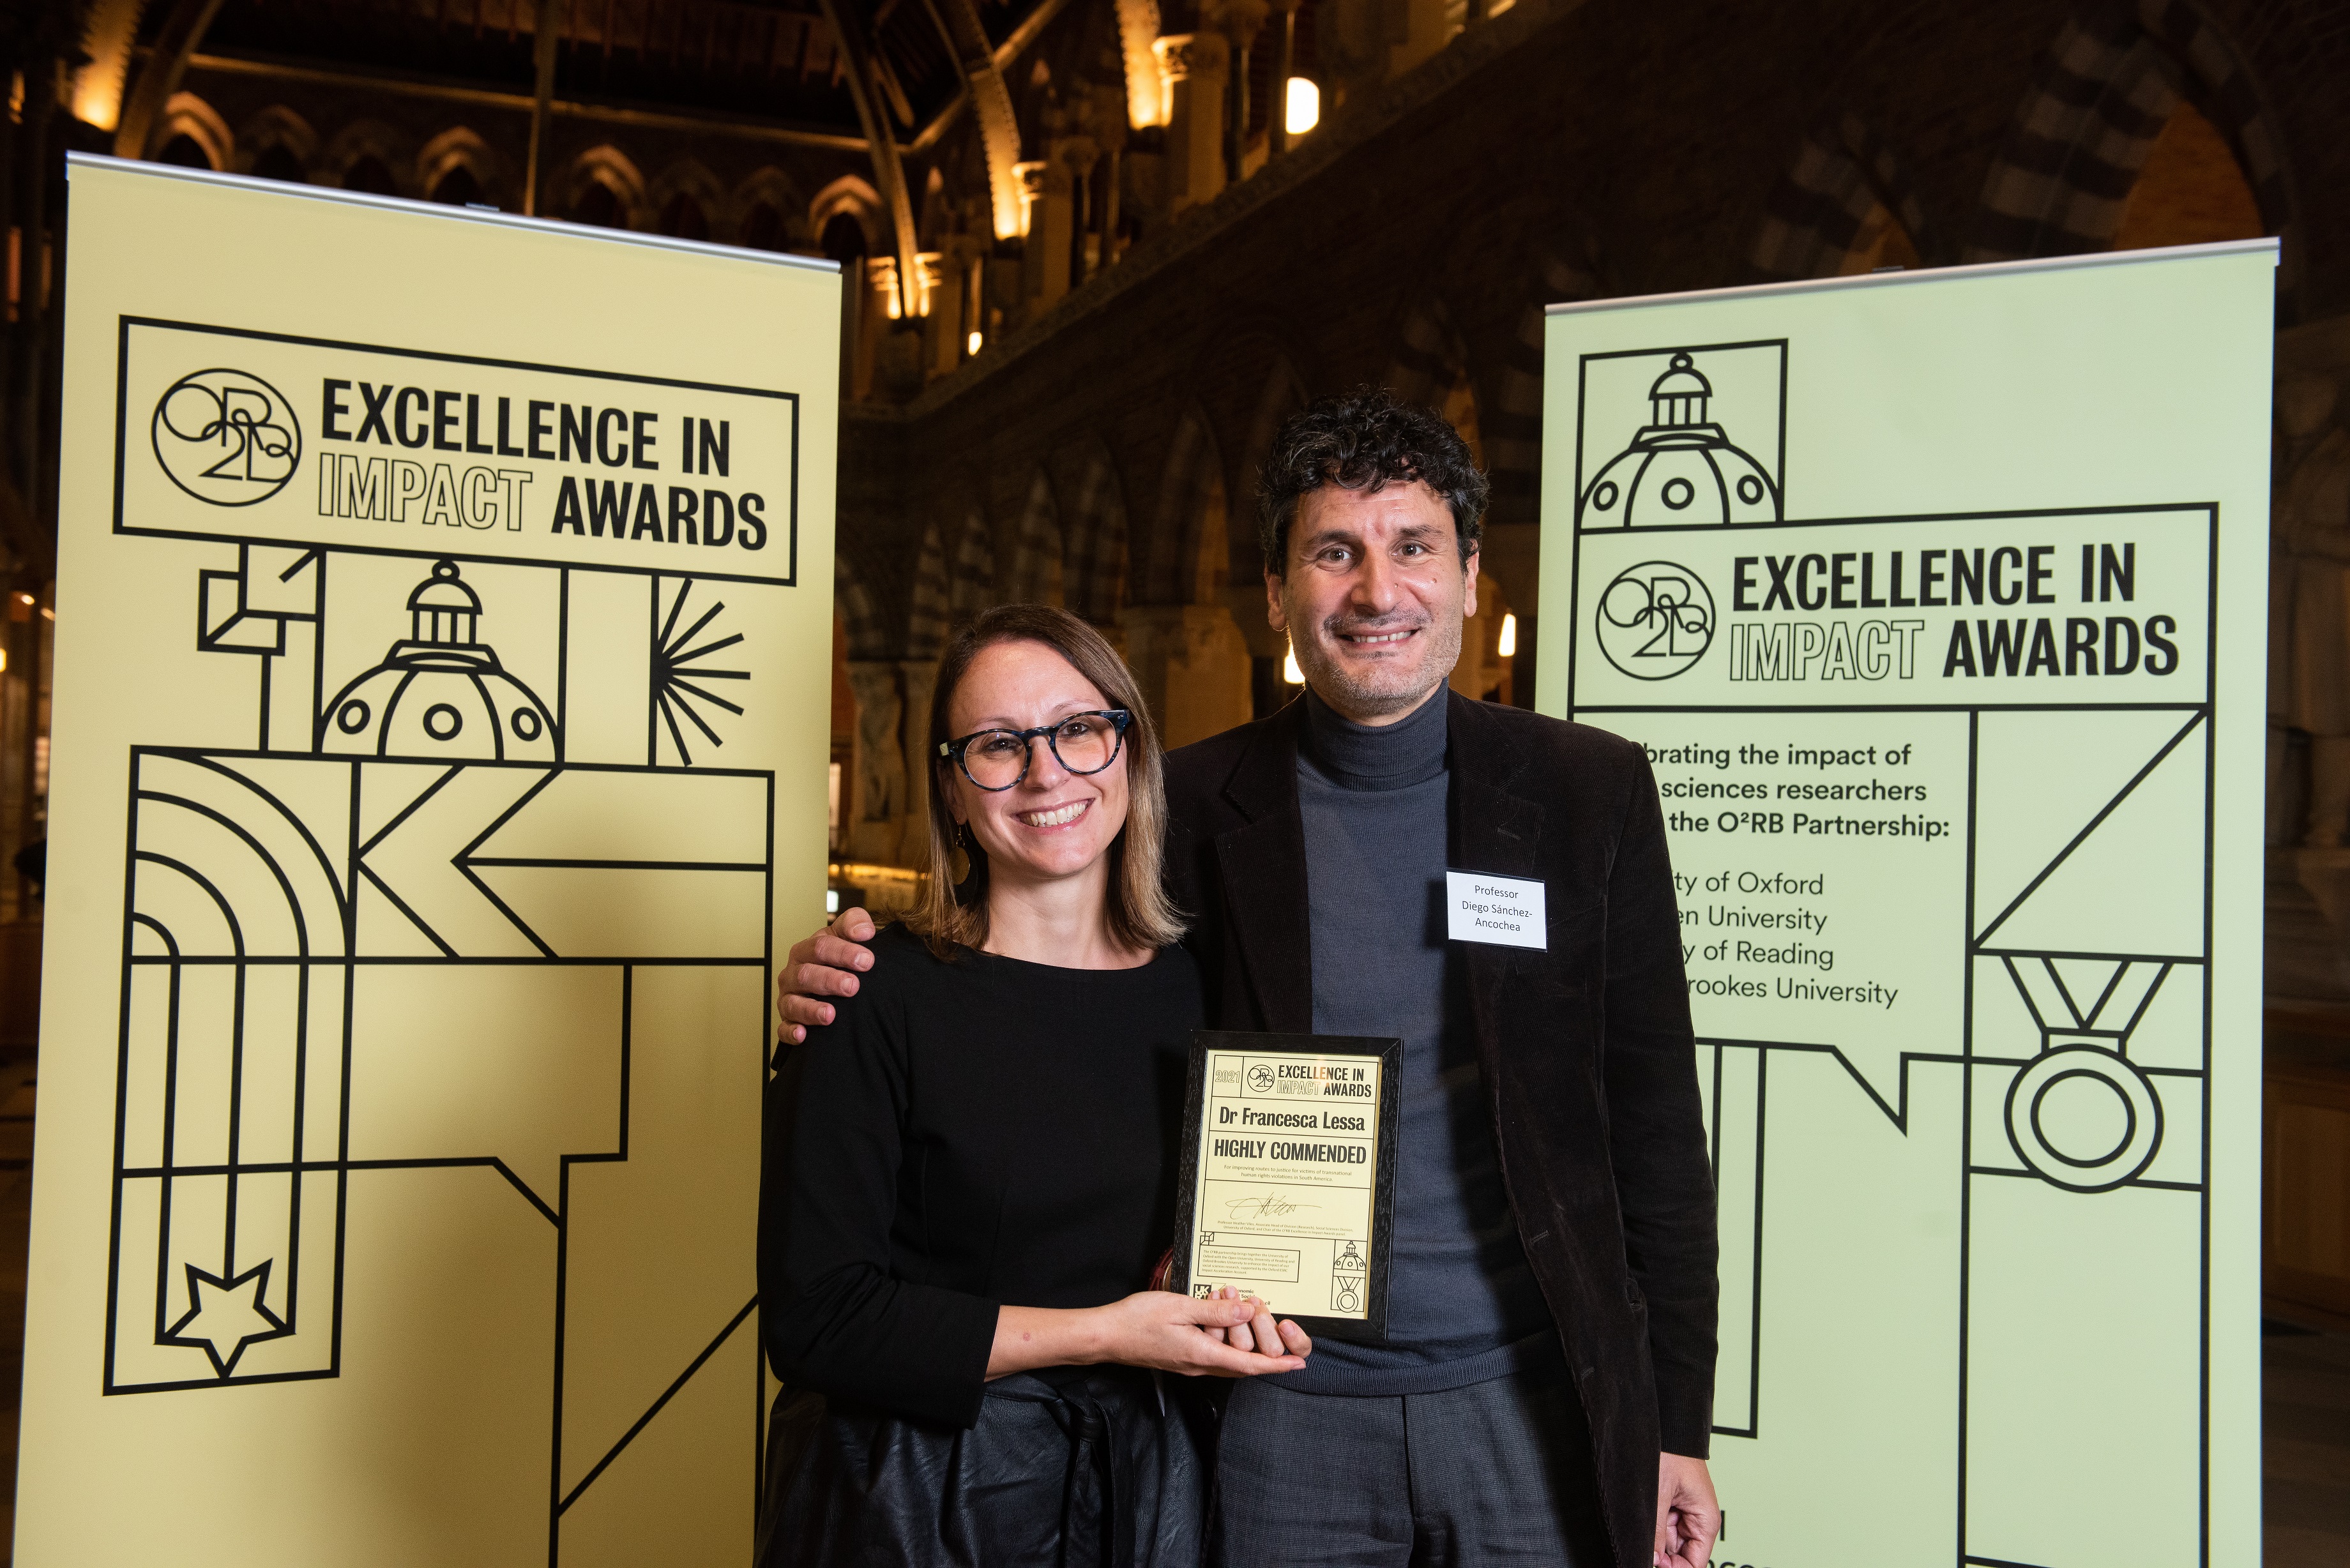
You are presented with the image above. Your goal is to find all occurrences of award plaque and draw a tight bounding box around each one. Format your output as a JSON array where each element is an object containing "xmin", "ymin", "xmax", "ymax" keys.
[{"xmin": 1169, "ymin": 1030, "xmax": 1402, "ymax": 1343}]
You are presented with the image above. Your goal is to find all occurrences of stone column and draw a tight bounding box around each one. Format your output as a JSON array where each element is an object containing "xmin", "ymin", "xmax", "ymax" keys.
[
  {"xmin": 1025, "ymin": 138, "xmax": 1096, "ymax": 310},
  {"xmin": 1119, "ymin": 603, "xmax": 1254, "ymax": 748},
  {"xmin": 1388, "ymin": 0, "xmax": 1452, "ymax": 77},
  {"xmin": 898, "ymin": 659, "xmax": 941, "ymax": 866},
  {"xmin": 1152, "ymin": 32, "xmax": 1230, "ymax": 215},
  {"xmin": 1015, "ymin": 160, "xmax": 1049, "ymax": 304},
  {"xmin": 918, "ymin": 250, "xmax": 960, "ymax": 380},
  {"xmin": 1058, "ymin": 139, "xmax": 1090, "ymax": 303},
  {"xmin": 844, "ymin": 661, "xmax": 906, "ymax": 864}
]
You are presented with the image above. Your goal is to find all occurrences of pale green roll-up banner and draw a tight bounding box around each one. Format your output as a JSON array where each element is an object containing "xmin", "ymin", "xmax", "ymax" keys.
[{"xmin": 1539, "ymin": 241, "xmax": 2272, "ymax": 1567}]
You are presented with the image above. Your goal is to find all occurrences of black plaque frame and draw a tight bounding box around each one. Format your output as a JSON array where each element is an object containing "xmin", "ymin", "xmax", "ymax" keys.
[{"xmin": 1169, "ymin": 1029, "xmax": 1402, "ymax": 1344}]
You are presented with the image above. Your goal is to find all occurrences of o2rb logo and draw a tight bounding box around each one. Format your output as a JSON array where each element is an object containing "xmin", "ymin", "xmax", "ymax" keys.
[
  {"xmin": 1596, "ymin": 560, "xmax": 1715, "ymax": 680},
  {"xmin": 152, "ymin": 368, "xmax": 302, "ymax": 506}
]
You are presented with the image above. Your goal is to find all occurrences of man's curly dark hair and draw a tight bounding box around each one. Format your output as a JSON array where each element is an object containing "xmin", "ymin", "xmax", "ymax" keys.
[{"xmin": 1257, "ymin": 387, "xmax": 1489, "ymax": 575}]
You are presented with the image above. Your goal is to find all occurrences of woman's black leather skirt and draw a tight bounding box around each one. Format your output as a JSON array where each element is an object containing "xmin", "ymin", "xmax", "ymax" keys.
[{"xmin": 757, "ymin": 1366, "xmax": 1215, "ymax": 1568}]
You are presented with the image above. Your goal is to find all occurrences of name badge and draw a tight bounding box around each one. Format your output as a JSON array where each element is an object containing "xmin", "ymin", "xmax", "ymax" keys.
[{"xmin": 1446, "ymin": 871, "xmax": 1547, "ymax": 949}]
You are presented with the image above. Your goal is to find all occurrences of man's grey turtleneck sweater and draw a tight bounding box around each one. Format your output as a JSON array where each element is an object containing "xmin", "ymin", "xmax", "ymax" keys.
[{"xmin": 1275, "ymin": 684, "xmax": 1554, "ymax": 1396}]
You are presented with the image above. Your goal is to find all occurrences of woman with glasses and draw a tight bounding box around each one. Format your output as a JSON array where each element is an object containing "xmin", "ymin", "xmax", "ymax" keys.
[{"xmin": 759, "ymin": 604, "xmax": 1310, "ymax": 1568}]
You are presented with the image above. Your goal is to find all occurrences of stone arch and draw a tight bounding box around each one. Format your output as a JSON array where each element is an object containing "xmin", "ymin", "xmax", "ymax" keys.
[
  {"xmin": 811, "ymin": 174, "xmax": 886, "ymax": 257},
  {"xmin": 838, "ymin": 543, "xmax": 909, "ymax": 859},
  {"xmin": 732, "ymin": 166, "xmax": 814, "ymax": 250},
  {"xmin": 1966, "ymin": 1, "xmax": 2294, "ymax": 299},
  {"xmin": 918, "ymin": 165, "xmax": 955, "ymax": 250},
  {"xmin": 1748, "ymin": 112, "xmax": 1937, "ymax": 281},
  {"xmin": 1486, "ymin": 248, "xmax": 1603, "ymax": 527},
  {"xmin": 1008, "ymin": 471, "xmax": 1065, "ymax": 607},
  {"xmin": 1140, "ymin": 407, "xmax": 1226, "ymax": 606},
  {"xmin": 835, "ymin": 550, "xmax": 891, "ymax": 661},
  {"xmin": 906, "ymin": 520, "xmax": 953, "ymax": 661},
  {"xmin": 232, "ymin": 105, "xmax": 317, "ymax": 178},
  {"xmin": 1383, "ymin": 295, "xmax": 1483, "ymax": 468},
  {"xmin": 1241, "ymin": 356, "xmax": 1309, "ymax": 477},
  {"xmin": 153, "ymin": 91, "xmax": 231, "ymax": 169},
  {"xmin": 947, "ymin": 506, "xmax": 998, "ymax": 621},
  {"xmin": 321, "ymin": 119, "xmax": 418, "ymax": 196},
  {"xmin": 2271, "ymin": 354, "xmax": 2350, "ymax": 857},
  {"xmin": 648, "ymin": 157, "xmax": 728, "ymax": 240},
  {"xmin": 1383, "ymin": 294, "xmax": 1468, "ymax": 408},
  {"xmin": 558, "ymin": 146, "xmax": 652, "ymax": 229},
  {"xmin": 1237, "ymin": 355, "xmax": 1308, "ymax": 576},
  {"xmin": 1061, "ymin": 439, "xmax": 1130, "ymax": 626},
  {"xmin": 1129, "ymin": 409, "xmax": 1251, "ymax": 745},
  {"xmin": 416, "ymin": 127, "xmax": 505, "ymax": 208}
]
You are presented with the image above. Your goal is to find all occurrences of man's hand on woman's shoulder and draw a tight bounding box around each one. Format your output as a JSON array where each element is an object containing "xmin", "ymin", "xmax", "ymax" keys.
[{"xmin": 777, "ymin": 906, "xmax": 881, "ymax": 1043}]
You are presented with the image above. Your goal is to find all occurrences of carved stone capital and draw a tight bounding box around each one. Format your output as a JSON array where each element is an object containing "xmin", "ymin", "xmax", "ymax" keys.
[{"xmin": 1151, "ymin": 31, "xmax": 1231, "ymax": 83}]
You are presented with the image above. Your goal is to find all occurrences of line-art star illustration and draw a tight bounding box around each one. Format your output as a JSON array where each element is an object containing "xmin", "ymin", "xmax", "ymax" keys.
[{"xmin": 162, "ymin": 1260, "xmax": 291, "ymax": 1377}]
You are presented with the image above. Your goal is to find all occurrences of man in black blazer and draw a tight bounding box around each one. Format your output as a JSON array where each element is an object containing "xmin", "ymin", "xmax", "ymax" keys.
[{"xmin": 782, "ymin": 390, "xmax": 1719, "ymax": 1568}]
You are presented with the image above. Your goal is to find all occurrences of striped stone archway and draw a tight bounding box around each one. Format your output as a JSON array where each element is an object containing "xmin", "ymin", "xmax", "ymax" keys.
[
  {"xmin": 946, "ymin": 506, "xmax": 997, "ymax": 621},
  {"xmin": 905, "ymin": 520, "xmax": 951, "ymax": 662},
  {"xmin": 835, "ymin": 550, "xmax": 890, "ymax": 661},
  {"xmin": 1748, "ymin": 112, "xmax": 1939, "ymax": 282},
  {"xmin": 1485, "ymin": 248, "xmax": 1603, "ymax": 528},
  {"xmin": 1008, "ymin": 470, "xmax": 1065, "ymax": 607},
  {"xmin": 1966, "ymin": 1, "xmax": 2294, "ymax": 300},
  {"xmin": 1139, "ymin": 407, "xmax": 1224, "ymax": 607},
  {"xmin": 1061, "ymin": 438, "xmax": 1130, "ymax": 628},
  {"xmin": 1383, "ymin": 295, "xmax": 1472, "ymax": 418},
  {"xmin": 1236, "ymin": 356, "xmax": 1308, "ymax": 580}
]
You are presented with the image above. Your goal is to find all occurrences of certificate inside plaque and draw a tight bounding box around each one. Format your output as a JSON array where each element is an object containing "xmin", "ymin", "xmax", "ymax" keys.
[{"xmin": 1169, "ymin": 1030, "xmax": 1401, "ymax": 1343}]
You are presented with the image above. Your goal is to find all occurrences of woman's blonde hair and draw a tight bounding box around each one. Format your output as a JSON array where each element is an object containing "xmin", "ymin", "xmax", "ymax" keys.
[{"xmin": 903, "ymin": 604, "xmax": 1186, "ymax": 960}]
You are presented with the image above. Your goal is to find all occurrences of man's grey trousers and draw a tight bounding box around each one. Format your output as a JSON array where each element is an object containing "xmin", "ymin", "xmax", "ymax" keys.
[{"xmin": 1212, "ymin": 1365, "xmax": 1614, "ymax": 1567}]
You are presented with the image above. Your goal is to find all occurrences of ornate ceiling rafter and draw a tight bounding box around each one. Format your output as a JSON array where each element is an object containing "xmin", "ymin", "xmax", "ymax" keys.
[
  {"xmin": 97, "ymin": 0, "xmax": 1079, "ymax": 268},
  {"xmin": 814, "ymin": 0, "xmax": 926, "ymax": 315},
  {"xmin": 114, "ymin": 0, "xmax": 229, "ymax": 159},
  {"xmin": 918, "ymin": 0, "xmax": 1025, "ymax": 239}
]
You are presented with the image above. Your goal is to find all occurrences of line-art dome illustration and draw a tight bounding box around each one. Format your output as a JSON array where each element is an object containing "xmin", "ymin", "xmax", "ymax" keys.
[
  {"xmin": 319, "ymin": 559, "xmax": 557, "ymax": 760},
  {"xmin": 1581, "ymin": 352, "xmax": 1781, "ymax": 527}
]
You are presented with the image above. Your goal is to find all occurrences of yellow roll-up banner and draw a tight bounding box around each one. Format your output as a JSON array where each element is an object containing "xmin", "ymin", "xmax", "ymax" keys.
[
  {"xmin": 17, "ymin": 155, "xmax": 840, "ymax": 1565},
  {"xmin": 1542, "ymin": 242, "xmax": 2273, "ymax": 1565}
]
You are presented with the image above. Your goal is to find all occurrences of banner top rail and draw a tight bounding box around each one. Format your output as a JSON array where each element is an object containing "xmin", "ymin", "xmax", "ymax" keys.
[
  {"xmin": 1544, "ymin": 235, "xmax": 2278, "ymax": 317},
  {"xmin": 66, "ymin": 150, "xmax": 843, "ymax": 275}
]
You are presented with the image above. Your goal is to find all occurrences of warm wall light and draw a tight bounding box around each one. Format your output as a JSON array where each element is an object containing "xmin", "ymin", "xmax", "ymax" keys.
[
  {"xmin": 1285, "ymin": 78, "xmax": 1321, "ymax": 137},
  {"xmin": 1282, "ymin": 646, "xmax": 1305, "ymax": 684},
  {"xmin": 967, "ymin": 331, "xmax": 984, "ymax": 356},
  {"xmin": 1497, "ymin": 612, "xmax": 1517, "ymax": 658}
]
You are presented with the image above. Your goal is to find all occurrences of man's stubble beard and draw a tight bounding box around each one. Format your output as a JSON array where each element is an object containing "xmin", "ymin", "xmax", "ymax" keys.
[{"xmin": 1289, "ymin": 602, "xmax": 1464, "ymax": 722}]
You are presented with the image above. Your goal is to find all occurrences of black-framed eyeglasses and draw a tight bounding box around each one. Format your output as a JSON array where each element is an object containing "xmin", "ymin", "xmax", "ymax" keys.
[{"xmin": 939, "ymin": 709, "xmax": 1132, "ymax": 791}]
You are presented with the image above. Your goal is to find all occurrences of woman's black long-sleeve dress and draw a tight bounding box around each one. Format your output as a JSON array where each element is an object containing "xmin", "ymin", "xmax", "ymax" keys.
[{"xmin": 757, "ymin": 922, "xmax": 1212, "ymax": 1568}]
